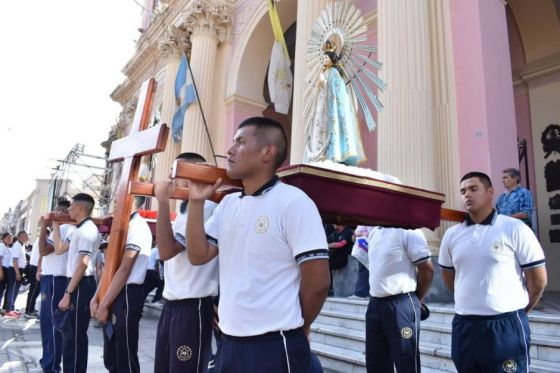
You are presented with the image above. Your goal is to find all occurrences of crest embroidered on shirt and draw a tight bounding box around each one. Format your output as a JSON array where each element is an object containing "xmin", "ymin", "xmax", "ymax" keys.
[
  {"xmin": 401, "ymin": 327, "xmax": 413, "ymax": 339},
  {"xmin": 41, "ymin": 293, "xmax": 47, "ymax": 301},
  {"xmin": 177, "ymin": 345, "xmax": 192, "ymax": 361},
  {"xmin": 112, "ymin": 314, "xmax": 117, "ymax": 325},
  {"xmin": 502, "ymin": 359, "xmax": 517, "ymax": 372},
  {"xmin": 255, "ymin": 216, "xmax": 269, "ymax": 234},
  {"xmin": 492, "ymin": 241, "xmax": 504, "ymax": 254}
]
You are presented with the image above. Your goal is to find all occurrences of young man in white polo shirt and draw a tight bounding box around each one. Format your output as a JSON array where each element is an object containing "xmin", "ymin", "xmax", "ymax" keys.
[
  {"xmin": 38, "ymin": 198, "xmax": 76, "ymax": 373},
  {"xmin": 365, "ymin": 227, "xmax": 434, "ymax": 372},
  {"xmin": 186, "ymin": 117, "xmax": 331, "ymax": 373},
  {"xmin": 53, "ymin": 193, "xmax": 101, "ymax": 373},
  {"xmin": 0, "ymin": 232, "xmax": 13, "ymax": 315},
  {"xmin": 153, "ymin": 152, "xmax": 218, "ymax": 373},
  {"xmin": 439, "ymin": 172, "xmax": 547, "ymax": 373},
  {"xmin": 90, "ymin": 196, "xmax": 152, "ymax": 373},
  {"xmin": 4, "ymin": 230, "xmax": 28, "ymax": 318}
]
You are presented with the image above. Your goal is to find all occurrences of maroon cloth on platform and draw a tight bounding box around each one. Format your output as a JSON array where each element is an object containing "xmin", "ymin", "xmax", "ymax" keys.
[{"xmin": 278, "ymin": 164, "xmax": 445, "ymax": 230}]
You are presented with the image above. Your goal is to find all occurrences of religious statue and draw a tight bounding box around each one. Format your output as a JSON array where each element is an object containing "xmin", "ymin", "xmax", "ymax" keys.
[
  {"xmin": 303, "ymin": 0, "xmax": 385, "ymax": 166},
  {"xmin": 305, "ymin": 40, "xmax": 366, "ymax": 165}
]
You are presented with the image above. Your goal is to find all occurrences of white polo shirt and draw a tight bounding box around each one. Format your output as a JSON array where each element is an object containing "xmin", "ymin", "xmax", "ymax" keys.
[
  {"xmin": 439, "ymin": 211, "xmax": 546, "ymax": 316},
  {"xmin": 368, "ymin": 227, "xmax": 431, "ymax": 297},
  {"xmin": 205, "ymin": 179, "xmax": 329, "ymax": 337},
  {"xmin": 147, "ymin": 247, "xmax": 159, "ymax": 271},
  {"xmin": 43, "ymin": 224, "xmax": 76, "ymax": 277},
  {"xmin": 10, "ymin": 241, "xmax": 27, "ymax": 269},
  {"xmin": 163, "ymin": 200, "xmax": 218, "ymax": 300},
  {"xmin": 66, "ymin": 218, "xmax": 101, "ymax": 278},
  {"xmin": 124, "ymin": 213, "xmax": 153, "ymax": 285},
  {"xmin": 0, "ymin": 242, "xmax": 10, "ymax": 267}
]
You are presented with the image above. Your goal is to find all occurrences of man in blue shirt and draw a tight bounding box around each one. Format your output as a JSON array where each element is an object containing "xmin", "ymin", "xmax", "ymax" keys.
[{"xmin": 497, "ymin": 168, "xmax": 533, "ymax": 227}]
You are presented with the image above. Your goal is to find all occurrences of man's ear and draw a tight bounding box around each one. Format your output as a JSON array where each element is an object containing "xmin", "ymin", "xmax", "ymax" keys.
[{"xmin": 261, "ymin": 144, "xmax": 277, "ymax": 164}]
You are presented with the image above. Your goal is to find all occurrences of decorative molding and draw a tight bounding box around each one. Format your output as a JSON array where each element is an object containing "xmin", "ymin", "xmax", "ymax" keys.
[
  {"xmin": 234, "ymin": 2, "xmax": 257, "ymax": 38},
  {"xmin": 513, "ymin": 52, "xmax": 560, "ymax": 89},
  {"xmin": 224, "ymin": 94, "xmax": 268, "ymax": 110},
  {"xmin": 182, "ymin": 0, "xmax": 233, "ymax": 43},
  {"xmin": 158, "ymin": 25, "xmax": 191, "ymax": 59}
]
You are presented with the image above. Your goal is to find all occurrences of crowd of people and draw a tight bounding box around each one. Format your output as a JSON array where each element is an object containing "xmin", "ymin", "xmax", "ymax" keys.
[{"xmin": 0, "ymin": 115, "xmax": 548, "ymax": 373}]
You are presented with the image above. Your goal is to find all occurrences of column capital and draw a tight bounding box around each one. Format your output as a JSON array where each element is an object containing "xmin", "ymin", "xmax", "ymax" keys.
[
  {"xmin": 158, "ymin": 25, "xmax": 191, "ymax": 59},
  {"xmin": 182, "ymin": 0, "xmax": 233, "ymax": 43}
]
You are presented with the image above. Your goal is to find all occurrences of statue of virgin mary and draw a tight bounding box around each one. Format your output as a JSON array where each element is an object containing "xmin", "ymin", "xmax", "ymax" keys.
[{"xmin": 304, "ymin": 40, "xmax": 366, "ymax": 166}]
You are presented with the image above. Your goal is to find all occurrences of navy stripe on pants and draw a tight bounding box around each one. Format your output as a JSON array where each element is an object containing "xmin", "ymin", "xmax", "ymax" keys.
[
  {"xmin": 103, "ymin": 284, "xmax": 144, "ymax": 373},
  {"xmin": 5, "ymin": 267, "xmax": 22, "ymax": 311},
  {"xmin": 365, "ymin": 292, "xmax": 421, "ymax": 373},
  {"xmin": 40, "ymin": 275, "xmax": 67, "ymax": 373},
  {"xmin": 214, "ymin": 328, "xmax": 312, "ymax": 373},
  {"xmin": 155, "ymin": 297, "xmax": 214, "ymax": 373},
  {"xmin": 451, "ymin": 310, "xmax": 531, "ymax": 373},
  {"xmin": 61, "ymin": 276, "xmax": 96, "ymax": 373}
]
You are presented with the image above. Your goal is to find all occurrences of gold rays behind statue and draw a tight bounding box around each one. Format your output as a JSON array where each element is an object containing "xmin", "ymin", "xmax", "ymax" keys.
[{"xmin": 304, "ymin": 0, "xmax": 385, "ymax": 133}]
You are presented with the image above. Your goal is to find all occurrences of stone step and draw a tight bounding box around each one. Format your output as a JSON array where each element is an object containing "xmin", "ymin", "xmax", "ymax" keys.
[
  {"xmin": 315, "ymin": 308, "xmax": 560, "ymax": 364},
  {"xmin": 322, "ymin": 298, "xmax": 560, "ymax": 338},
  {"xmin": 311, "ymin": 338, "xmax": 560, "ymax": 373}
]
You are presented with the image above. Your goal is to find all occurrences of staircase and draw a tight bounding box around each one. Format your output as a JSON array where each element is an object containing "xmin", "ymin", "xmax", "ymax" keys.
[{"xmin": 310, "ymin": 298, "xmax": 560, "ymax": 373}]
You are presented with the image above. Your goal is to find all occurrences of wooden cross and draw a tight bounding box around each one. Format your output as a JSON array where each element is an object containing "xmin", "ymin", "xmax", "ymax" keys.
[{"xmin": 96, "ymin": 78, "xmax": 169, "ymax": 303}]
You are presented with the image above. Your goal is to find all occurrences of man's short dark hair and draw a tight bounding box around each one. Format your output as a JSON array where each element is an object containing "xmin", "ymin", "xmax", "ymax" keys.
[
  {"xmin": 461, "ymin": 172, "xmax": 493, "ymax": 188},
  {"xmin": 57, "ymin": 198, "xmax": 70, "ymax": 209},
  {"xmin": 502, "ymin": 168, "xmax": 521, "ymax": 183},
  {"xmin": 2, "ymin": 232, "xmax": 12, "ymax": 240},
  {"xmin": 176, "ymin": 152, "xmax": 206, "ymax": 163},
  {"xmin": 72, "ymin": 193, "xmax": 95, "ymax": 215},
  {"xmin": 16, "ymin": 231, "xmax": 27, "ymax": 238},
  {"xmin": 238, "ymin": 117, "xmax": 288, "ymax": 169}
]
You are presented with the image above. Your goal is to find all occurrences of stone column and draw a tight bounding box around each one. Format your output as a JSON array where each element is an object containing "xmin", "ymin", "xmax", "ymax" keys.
[
  {"xmin": 290, "ymin": 0, "xmax": 327, "ymax": 164},
  {"xmin": 153, "ymin": 26, "xmax": 190, "ymax": 185},
  {"xmin": 378, "ymin": 0, "xmax": 435, "ymax": 191},
  {"xmin": 378, "ymin": 0, "xmax": 440, "ymax": 249},
  {"xmin": 428, "ymin": 0, "xmax": 462, "ymax": 229},
  {"xmin": 180, "ymin": 1, "xmax": 232, "ymax": 164}
]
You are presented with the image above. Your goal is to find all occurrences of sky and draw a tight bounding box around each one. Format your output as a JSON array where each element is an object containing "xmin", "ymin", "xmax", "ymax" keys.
[{"xmin": 0, "ymin": 1, "xmax": 142, "ymax": 215}]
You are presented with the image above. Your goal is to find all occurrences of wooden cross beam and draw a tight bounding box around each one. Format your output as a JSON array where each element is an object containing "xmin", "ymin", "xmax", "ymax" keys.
[{"xmin": 96, "ymin": 78, "xmax": 169, "ymax": 304}]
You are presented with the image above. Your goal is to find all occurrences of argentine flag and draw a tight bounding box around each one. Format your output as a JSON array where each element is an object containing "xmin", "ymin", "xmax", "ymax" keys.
[{"xmin": 172, "ymin": 52, "xmax": 197, "ymax": 143}]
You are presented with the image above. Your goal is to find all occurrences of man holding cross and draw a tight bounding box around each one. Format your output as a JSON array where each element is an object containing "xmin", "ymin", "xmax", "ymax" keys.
[
  {"xmin": 90, "ymin": 196, "xmax": 152, "ymax": 373},
  {"xmin": 53, "ymin": 193, "xmax": 101, "ymax": 373},
  {"xmin": 186, "ymin": 117, "xmax": 331, "ymax": 372},
  {"xmin": 153, "ymin": 152, "xmax": 218, "ymax": 373}
]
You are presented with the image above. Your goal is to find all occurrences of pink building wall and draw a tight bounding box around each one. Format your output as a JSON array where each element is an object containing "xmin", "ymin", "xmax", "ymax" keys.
[{"xmin": 450, "ymin": 0, "xmax": 518, "ymax": 192}]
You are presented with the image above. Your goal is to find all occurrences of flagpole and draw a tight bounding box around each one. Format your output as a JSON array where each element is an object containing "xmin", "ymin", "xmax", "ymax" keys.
[{"xmin": 185, "ymin": 54, "xmax": 218, "ymax": 166}]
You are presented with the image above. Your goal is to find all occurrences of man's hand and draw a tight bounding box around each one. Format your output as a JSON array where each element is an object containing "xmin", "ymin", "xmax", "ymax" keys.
[
  {"xmin": 187, "ymin": 179, "xmax": 222, "ymax": 202},
  {"xmin": 90, "ymin": 296, "xmax": 99, "ymax": 318},
  {"xmin": 95, "ymin": 302, "xmax": 110, "ymax": 324},
  {"xmin": 36, "ymin": 268, "xmax": 42, "ymax": 282},
  {"xmin": 59, "ymin": 293, "xmax": 71, "ymax": 311},
  {"xmin": 154, "ymin": 181, "xmax": 172, "ymax": 202},
  {"xmin": 0, "ymin": 268, "xmax": 4, "ymax": 282}
]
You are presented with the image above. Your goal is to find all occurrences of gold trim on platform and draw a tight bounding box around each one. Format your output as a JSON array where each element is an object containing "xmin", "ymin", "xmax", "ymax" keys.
[{"xmin": 277, "ymin": 165, "xmax": 446, "ymax": 202}]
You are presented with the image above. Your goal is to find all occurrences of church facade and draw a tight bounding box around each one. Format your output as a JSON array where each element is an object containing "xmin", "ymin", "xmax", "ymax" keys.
[{"xmin": 108, "ymin": 0, "xmax": 560, "ymax": 290}]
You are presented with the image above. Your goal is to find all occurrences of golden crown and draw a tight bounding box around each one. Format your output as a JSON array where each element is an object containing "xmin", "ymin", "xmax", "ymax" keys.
[{"xmin": 322, "ymin": 39, "xmax": 337, "ymax": 53}]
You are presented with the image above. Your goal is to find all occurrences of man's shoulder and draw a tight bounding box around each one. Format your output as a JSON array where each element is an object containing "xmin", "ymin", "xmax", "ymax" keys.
[{"xmin": 272, "ymin": 182, "xmax": 312, "ymax": 203}]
